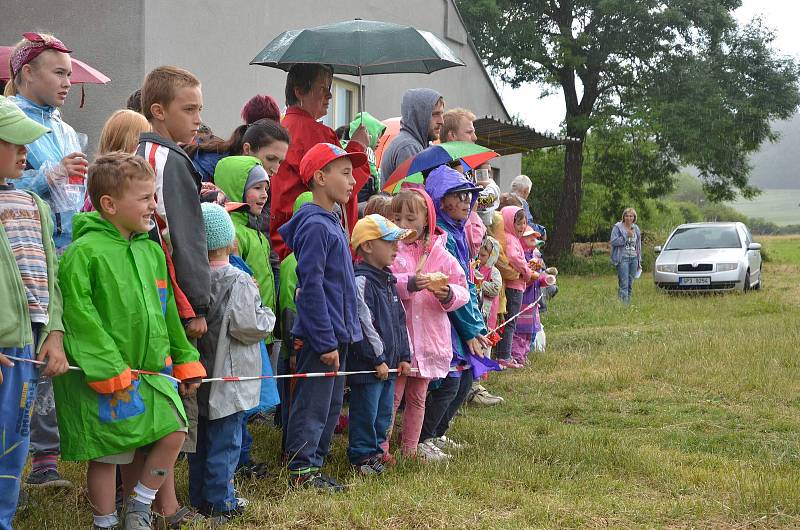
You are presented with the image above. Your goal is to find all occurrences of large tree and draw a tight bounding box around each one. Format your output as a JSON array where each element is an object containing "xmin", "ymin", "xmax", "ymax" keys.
[{"xmin": 458, "ymin": 0, "xmax": 799, "ymax": 258}]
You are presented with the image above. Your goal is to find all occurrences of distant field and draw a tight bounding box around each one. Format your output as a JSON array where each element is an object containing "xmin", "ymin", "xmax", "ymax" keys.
[{"xmin": 730, "ymin": 189, "xmax": 800, "ymax": 226}]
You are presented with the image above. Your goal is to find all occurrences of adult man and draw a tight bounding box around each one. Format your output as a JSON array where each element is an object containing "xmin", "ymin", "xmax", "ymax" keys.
[
  {"xmin": 440, "ymin": 108, "xmax": 477, "ymax": 143},
  {"xmin": 379, "ymin": 89, "xmax": 444, "ymax": 186}
]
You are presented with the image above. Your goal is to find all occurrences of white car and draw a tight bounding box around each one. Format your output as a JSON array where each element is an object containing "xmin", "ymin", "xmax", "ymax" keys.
[{"xmin": 653, "ymin": 222, "xmax": 762, "ymax": 292}]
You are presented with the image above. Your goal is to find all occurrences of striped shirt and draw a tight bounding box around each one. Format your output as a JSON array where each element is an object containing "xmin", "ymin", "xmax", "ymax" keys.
[{"xmin": 0, "ymin": 189, "xmax": 49, "ymax": 324}]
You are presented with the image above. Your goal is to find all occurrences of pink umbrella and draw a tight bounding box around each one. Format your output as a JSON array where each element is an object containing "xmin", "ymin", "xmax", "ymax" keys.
[{"xmin": 0, "ymin": 46, "xmax": 110, "ymax": 106}]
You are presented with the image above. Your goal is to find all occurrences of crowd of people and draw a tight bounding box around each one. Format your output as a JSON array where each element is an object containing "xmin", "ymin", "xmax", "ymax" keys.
[{"xmin": 0, "ymin": 32, "xmax": 558, "ymax": 530}]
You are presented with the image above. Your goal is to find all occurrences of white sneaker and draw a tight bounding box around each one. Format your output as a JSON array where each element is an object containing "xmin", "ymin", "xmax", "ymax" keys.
[
  {"xmin": 416, "ymin": 439, "xmax": 452, "ymax": 461},
  {"xmin": 469, "ymin": 385, "xmax": 505, "ymax": 406},
  {"xmin": 432, "ymin": 435, "xmax": 468, "ymax": 451}
]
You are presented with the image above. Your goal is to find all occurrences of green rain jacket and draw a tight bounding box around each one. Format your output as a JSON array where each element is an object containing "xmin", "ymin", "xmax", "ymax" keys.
[
  {"xmin": 214, "ymin": 156, "xmax": 277, "ymax": 319},
  {"xmin": 53, "ymin": 212, "xmax": 205, "ymax": 461},
  {"xmin": 348, "ymin": 112, "xmax": 386, "ymax": 201}
]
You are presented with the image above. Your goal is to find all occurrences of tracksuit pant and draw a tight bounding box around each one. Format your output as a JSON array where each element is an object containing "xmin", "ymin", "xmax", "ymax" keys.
[
  {"xmin": 0, "ymin": 329, "xmax": 39, "ymax": 530},
  {"xmin": 285, "ymin": 343, "xmax": 348, "ymax": 474}
]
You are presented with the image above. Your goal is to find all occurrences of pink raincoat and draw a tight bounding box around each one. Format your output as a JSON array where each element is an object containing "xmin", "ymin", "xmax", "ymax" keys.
[
  {"xmin": 391, "ymin": 188, "xmax": 469, "ymax": 379},
  {"xmin": 500, "ymin": 206, "xmax": 532, "ymax": 291},
  {"xmin": 465, "ymin": 210, "xmax": 486, "ymax": 260}
]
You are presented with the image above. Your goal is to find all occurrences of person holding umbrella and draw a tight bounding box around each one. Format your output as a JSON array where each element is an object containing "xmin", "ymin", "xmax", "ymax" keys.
[{"xmin": 269, "ymin": 63, "xmax": 371, "ymax": 260}]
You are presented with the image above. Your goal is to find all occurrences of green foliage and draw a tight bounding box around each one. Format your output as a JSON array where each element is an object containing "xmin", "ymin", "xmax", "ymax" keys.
[{"xmin": 459, "ymin": 0, "xmax": 800, "ymax": 255}]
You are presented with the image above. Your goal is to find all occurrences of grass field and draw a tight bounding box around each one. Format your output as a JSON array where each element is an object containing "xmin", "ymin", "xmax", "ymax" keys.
[
  {"xmin": 730, "ymin": 189, "xmax": 800, "ymax": 226},
  {"xmin": 15, "ymin": 237, "xmax": 800, "ymax": 529}
]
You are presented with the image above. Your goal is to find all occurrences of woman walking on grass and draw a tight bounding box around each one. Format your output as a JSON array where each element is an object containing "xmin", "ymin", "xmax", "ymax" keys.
[{"xmin": 610, "ymin": 207, "xmax": 641, "ymax": 304}]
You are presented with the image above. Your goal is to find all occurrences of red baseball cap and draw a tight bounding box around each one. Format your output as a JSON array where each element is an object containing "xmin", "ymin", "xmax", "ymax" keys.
[{"xmin": 299, "ymin": 142, "xmax": 368, "ymax": 185}]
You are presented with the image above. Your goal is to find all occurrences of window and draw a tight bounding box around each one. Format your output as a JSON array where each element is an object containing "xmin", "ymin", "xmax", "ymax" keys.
[{"xmin": 321, "ymin": 78, "xmax": 360, "ymax": 129}]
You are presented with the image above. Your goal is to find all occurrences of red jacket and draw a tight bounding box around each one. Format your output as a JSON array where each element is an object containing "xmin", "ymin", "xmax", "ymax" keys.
[{"xmin": 270, "ymin": 106, "xmax": 369, "ymax": 260}]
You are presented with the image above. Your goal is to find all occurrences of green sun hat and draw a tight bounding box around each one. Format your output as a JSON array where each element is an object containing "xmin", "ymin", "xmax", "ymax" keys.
[{"xmin": 0, "ymin": 95, "xmax": 50, "ymax": 145}]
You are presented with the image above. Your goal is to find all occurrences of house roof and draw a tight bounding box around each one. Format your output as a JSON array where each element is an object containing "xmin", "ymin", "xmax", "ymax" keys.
[{"xmin": 475, "ymin": 116, "xmax": 580, "ymax": 155}]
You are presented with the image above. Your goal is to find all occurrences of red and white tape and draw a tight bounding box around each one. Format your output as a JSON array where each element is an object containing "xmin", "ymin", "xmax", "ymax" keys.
[{"xmin": 3, "ymin": 356, "xmax": 469, "ymax": 384}]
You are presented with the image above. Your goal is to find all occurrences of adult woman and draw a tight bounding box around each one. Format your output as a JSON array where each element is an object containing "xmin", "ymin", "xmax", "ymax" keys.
[
  {"xmin": 269, "ymin": 63, "xmax": 370, "ymax": 260},
  {"xmin": 610, "ymin": 207, "xmax": 642, "ymax": 304}
]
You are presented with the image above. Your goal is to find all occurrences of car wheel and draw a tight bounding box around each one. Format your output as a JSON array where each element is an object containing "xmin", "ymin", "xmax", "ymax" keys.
[{"xmin": 743, "ymin": 270, "xmax": 751, "ymax": 292}]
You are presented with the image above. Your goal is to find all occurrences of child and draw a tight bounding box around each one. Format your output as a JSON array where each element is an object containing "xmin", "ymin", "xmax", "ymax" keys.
[
  {"xmin": 99, "ymin": 109, "xmax": 151, "ymax": 155},
  {"xmin": 0, "ymin": 96, "xmax": 68, "ymax": 530},
  {"xmin": 276, "ymin": 191, "xmax": 313, "ymax": 456},
  {"xmin": 53, "ymin": 152, "xmax": 206, "ymax": 530},
  {"xmin": 494, "ymin": 205, "xmax": 533, "ymax": 369},
  {"xmin": 419, "ymin": 165, "xmax": 496, "ymax": 455},
  {"xmin": 278, "ymin": 142, "xmax": 368, "ymax": 492},
  {"xmin": 389, "ymin": 188, "xmax": 470, "ymax": 460},
  {"xmin": 135, "ymin": 65, "xmax": 210, "ymax": 525},
  {"xmin": 467, "ymin": 236, "xmax": 505, "ymax": 407},
  {"xmin": 81, "ymin": 110, "xmax": 151, "ymax": 212},
  {"xmin": 136, "ymin": 65, "xmax": 209, "ymax": 336},
  {"xmin": 512, "ymin": 227, "xmax": 547, "ymax": 366},
  {"xmin": 190, "ymin": 203, "xmax": 275, "ymax": 522},
  {"xmin": 347, "ymin": 214, "xmax": 414, "ymax": 473},
  {"xmin": 6, "ymin": 32, "xmax": 86, "ymax": 488},
  {"xmin": 476, "ymin": 236, "xmax": 502, "ymax": 331},
  {"xmin": 214, "ymin": 154, "xmax": 286, "ymax": 476}
]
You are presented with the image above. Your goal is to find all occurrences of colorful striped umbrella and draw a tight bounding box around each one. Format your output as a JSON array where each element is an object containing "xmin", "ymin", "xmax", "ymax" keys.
[{"xmin": 382, "ymin": 142, "xmax": 498, "ymax": 193}]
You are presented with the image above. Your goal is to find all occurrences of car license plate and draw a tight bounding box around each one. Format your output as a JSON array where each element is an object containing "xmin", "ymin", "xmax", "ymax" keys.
[{"xmin": 679, "ymin": 276, "xmax": 711, "ymax": 286}]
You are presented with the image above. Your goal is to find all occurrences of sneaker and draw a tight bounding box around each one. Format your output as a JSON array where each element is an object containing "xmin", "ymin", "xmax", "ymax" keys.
[
  {"xmin": 153, "ymin": 505, "xmax": 205, "ymax": 530},
  {"xmin": 24, "ymin": 468, "xmax": 73, "ymax": 489},
  {"xmin": 469, "ymin": 385, "xmax": 505, "ymax": 406},
  {"xmin": 416, "ymin": 439, "xmax": 452, "ymax": 462},
  {"xmin": 235, "ymin": 461, "xmax": 269, "ymax": 480},
  {"xmin": 290, "ymin": 471, "xmax": 346, "ymax": 493},
  {"xmin": 123, "ymin": 498, "xmax": 152, "ymax": 530},
  {"xmin": 354, "ymin": 455, "xmax": 385, "ymax": 475},
  {"xmin": 431, "ymin": 435, "xmax": 468, "ymax": 451}
]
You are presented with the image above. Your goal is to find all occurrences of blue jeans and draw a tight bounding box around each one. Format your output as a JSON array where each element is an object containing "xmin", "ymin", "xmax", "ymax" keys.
[
  {"xmin": 0, "ymin": 334, "xmax": 38, "ymax": 530},
  {"xmin": 188, "ymin": 411, "xmax": 244, "ymax": 514},
  {"xmin": 495, "ymin": 288, "xmax": 523, "ymax": 359},
  {"xmin": 285, "ymin": 342, "xmax": 348, "ymax": 473},
  {"xmin": 347, "ymin": 379, "xmax": 395, "ymax": 465},
  {"xmin": 616, "ymin": 256, "xmax": 638, "ymax": 303}
]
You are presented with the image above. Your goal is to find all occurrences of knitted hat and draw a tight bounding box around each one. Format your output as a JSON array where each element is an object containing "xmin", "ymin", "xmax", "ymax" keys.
[{"xmin": 201, "ymin": 202, "xmax": 235, "ymax": 251}]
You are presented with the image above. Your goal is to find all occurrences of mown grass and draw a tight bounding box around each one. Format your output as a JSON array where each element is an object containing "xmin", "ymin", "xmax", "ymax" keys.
[{"xmin": 16, "ymin": 237, "xmax": 800, "ymax": 529}]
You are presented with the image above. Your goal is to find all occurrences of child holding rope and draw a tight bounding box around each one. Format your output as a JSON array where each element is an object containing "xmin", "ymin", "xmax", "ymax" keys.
[{"xmin": 53, "ymin": 153, "xmax": 205, "ymax": 530}]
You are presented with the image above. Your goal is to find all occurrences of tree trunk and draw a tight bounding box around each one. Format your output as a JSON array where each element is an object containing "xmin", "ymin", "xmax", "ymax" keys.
[{"xmin": 547, "ymin": 136, "xmax": 585, "ymax": 261}]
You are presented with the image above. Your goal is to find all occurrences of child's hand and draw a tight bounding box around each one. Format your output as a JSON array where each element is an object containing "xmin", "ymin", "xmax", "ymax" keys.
[
  {"xmin": 179, "ymin": 380, "xmax": 201, "ymax": 397},
  {"xmin": 466, "ymin": 334, "xmax": 492, "ymax": 358},
  {"xmin": 37, "ymin": 331, "xmax": 69, "ymax": 377},
  {"xmin": 433, "ymin": 285, "xmax": 451, "ymax": 302},
  {"xmin": 61, "ymin": 152, "xmax": 88, "ymax": 179},
  {"xmin": 374, "ymin": 362, "xmax": 389, "ymax": 380},
  {"xmin": 185, "ymin": 316, "xmax": 207, "ymax": 339},
  {"xmin": 398, "ymin": 361, "xmax": 412, "ymax": 376},
  {"xmin": 414, "ymin": 275, "xmax": 431, "ymax": 291},
  {"xmin": 320, "ymin": 350, "xmax": 340, "ymax": 371},
  {"xmin": 349, "ymin": 125, "xmax": 371, "ymax": 149},
  {"xmin": 0, "ymin": 354, "xmax": 14, "ymax": 384}
]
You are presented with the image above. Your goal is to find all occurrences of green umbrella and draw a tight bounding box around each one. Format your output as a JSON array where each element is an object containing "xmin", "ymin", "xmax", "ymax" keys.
[{"xmin": 250, "ymin": 19, "xmax": 465, "ymax": 112}]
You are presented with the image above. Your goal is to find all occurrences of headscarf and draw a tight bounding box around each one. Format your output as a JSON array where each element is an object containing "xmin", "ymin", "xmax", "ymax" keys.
[{"xmin": 10, "ymin": 33, "xmax": 72, "ymax": 78}]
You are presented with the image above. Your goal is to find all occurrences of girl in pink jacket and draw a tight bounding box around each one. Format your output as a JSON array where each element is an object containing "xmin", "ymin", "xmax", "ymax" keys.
[
  {"xmin": 494, "ymin": 206, "xmax": 532, "ymax": 368},
  {"xmin": 386, "ymin": 188, "xmax": 470, "ymax": 459}
]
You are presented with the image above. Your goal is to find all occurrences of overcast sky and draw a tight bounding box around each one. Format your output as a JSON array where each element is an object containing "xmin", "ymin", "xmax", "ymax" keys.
[{"xmin": 501, "ymin": 0, "xmax": 800, "ymax": 132}]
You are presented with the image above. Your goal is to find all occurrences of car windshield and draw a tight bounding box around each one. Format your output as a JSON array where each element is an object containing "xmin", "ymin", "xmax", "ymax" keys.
[{"xmin": 665, "ymin": 226, "xmax": 742, "ymax": 250}]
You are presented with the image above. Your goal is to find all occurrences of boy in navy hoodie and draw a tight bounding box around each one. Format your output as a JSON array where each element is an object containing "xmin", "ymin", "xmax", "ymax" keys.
[
  {"xmin": 347, "ymin": 214, "xmax": 413, "ymax": 474},
  {"xmin": 278, "ymin": 143, "xmax": 367, "ymax": 492}
]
